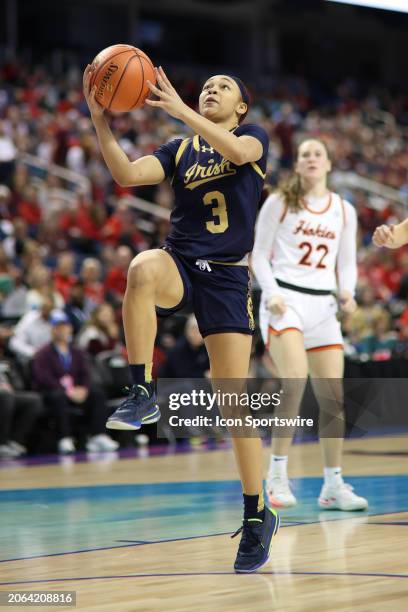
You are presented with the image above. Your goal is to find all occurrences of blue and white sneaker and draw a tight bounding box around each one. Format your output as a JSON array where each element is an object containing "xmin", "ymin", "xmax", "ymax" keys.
[
  {"xmin": 106, "ymin": 385, "xmax": 161, "ymax": 431},
  {"xmin": 232, "ymin": 506, "xmax": 280, "ymax": 573}
]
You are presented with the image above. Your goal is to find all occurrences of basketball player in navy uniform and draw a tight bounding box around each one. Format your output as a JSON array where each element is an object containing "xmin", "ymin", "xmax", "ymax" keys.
[{"xmin": 83, "ymin": 65, "xmax": 279, "ymax": 572}]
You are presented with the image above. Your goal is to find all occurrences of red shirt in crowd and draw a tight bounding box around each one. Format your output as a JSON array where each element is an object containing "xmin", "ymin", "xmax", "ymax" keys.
[
  {"xmin": 84, "ymin": 281, "xmax": 105, "ymax": 305},
  {"xmin": 60, "ymin": 204, "xmax": 102, "ymax": 241},
  {"xmin": 104, "ymin": 267, "xmax": 127, "ymax": 297},
  {"xmin": 18, "ymin": 199, "xmax": 42, "ymax": 225},
  {"xmin": 54, "ymin": 272, "xmax": 77, "ymax": 302}
]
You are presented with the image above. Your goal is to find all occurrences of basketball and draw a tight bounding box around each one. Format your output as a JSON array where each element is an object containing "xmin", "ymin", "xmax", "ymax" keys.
[{"xmin": 89, "ymin": 44, "xmax": 156, "ymax": 112}]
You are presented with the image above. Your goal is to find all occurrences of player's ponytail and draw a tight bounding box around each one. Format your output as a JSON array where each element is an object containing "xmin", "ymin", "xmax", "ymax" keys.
[{"xmin": 277, "ymin": 173, "xmax": 304, "ymax": 212}]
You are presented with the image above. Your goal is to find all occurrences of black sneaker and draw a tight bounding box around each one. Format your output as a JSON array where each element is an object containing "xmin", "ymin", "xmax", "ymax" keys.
[
  {"xmin": 232, "ymin": 506, "xmax": 280, "ymax": 573},
  {"xmin": 106, "ymin": 385, "xmax": 160, "ymax": 430}
]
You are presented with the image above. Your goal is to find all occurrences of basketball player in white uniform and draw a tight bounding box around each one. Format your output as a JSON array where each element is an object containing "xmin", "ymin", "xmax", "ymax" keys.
[{"xmin": 252, "ymin": 138, "xmax": 368, "ymax": 511}]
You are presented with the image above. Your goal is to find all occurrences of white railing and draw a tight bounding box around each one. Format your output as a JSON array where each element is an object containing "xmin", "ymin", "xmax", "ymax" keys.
[
  {"xmin": 331, "ymin": 171, "xmax": 408, "ymax": 208},
  {"xmin": 115, "ymin": 194, "xmax": 171, "ymax": 220},
  {"xmin": 18, "ymin": 152, "xmax": 91, "ymax": 193}
]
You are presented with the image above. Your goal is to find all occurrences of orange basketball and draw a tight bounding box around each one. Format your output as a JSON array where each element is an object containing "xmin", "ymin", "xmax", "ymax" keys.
[{"xmin": 89, "ymin": 44, "xmax": 156, "ymax": 112}]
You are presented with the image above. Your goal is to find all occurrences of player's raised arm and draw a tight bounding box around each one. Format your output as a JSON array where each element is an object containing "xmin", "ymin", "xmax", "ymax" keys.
[
  {"xmin": 146, "ymin": 67, "xmax": 263, "ymax": 165},
  {"xmin": 83, "ymin": 65, "xmax": 165, "ymax": 187},
  {"xmin": 373, "ymin": 219, "xmax": 408, "ymax": 249}
]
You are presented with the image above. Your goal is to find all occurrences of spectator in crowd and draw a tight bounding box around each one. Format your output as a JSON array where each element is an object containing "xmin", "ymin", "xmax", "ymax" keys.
[
  {"xmin": 64, "ymin": 280, "xmax": 93, "ymax": 336},
  {"xmin": 53, "ymin": 251, "xmax": 77, "ymax": 301},
  {"xmin": 274, "ymin": 102, "xmax": 298, "ymax": 169},
  {"xmin": 9, "ymin": 295, "xmax": 55, "ymax": 362},
  {"xmin": 59, "ymin": 194, "xmax": 105, "ymax": 255},
  {"xmin": 0, "ymin": 269, "xmax": 27, "ymax": 318},
  {"xmin": 0, "ymin": 120, "xmax": 16, "ymax": 186},
  {"xmin": 0, "ymin": 359, "xmax": 43, "ymax": 458},
  {"xmin": 0, "ymin": 184, "xmax": 12, "ymax": 220},
  {"xmin": 104, "ymin": 245, "xmax": 133, "ymax": 306},
  {"xmin": 0, "ymin": 324, "xmax": 13, "ymax": 355},
  {"xmin": 345, "ymin": 285, "xmax": 385, "ymax": 339},
  {"xmin": 396, "ymin": 252, "xmax": 408, "ymax": 301},
  {"xmin": 0, "ymin": 244, "xmax": 19, "ymax": 283},
  {"xmin": 25, "ymin": 265, "xmax": 64, "ymax": 312},
  {"xmin": 393, "ymin": 311, "xmax": 408, "ymax": 359},
  {"xmin": 20, "ymin": 239, "xmax": 44, "ymax": 276},
  {"xmin": 77, "ymin": 302, "xmax": 121, "ymax": 356},
  {"xmin": 7, "ymin": 218, "xmax": 28, "ymax": 261},
  {"xmin": 0, "ymin": 245, "xmax": 21, "ymax": 314},
  {"xmin": 100, "ymin": 201, "xmax": 148, "ymax": 252},
  {"xmin": 159, "ymin": 315, "xmax": 209, "ymax": 378},
  {"xmin": 31, "ymin": 310, "xmax": 119, "ymax": 454},
  {"xmin": 357, "ymin": 312, "xmax": 397, "ymax": 361},
  {"xmin": 17, "ymin": 183, "xmax": 42, "ymax": 238},
  {"xmin": 80, "ymin": 257, "xmax": 105, "ymax": 306}
]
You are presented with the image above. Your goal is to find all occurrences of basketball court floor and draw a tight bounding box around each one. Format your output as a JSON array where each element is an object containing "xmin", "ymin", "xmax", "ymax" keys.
[{"xmin": 0, "ymin": 435, "xmax": 407, "ymax": 611}]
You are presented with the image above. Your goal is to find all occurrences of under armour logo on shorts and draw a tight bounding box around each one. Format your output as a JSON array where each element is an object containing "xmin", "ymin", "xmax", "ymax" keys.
[{"xmin": 195, "ymin": 259, "xmax": 212, "ymax": 272}]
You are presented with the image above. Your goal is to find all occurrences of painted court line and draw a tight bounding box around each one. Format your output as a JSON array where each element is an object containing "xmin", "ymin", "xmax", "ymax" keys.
[
  {"xmin": 116, "ymin": 540, "xmax": 152, "ymax": 544},
  {"xmin": 0, "ymin": 532, "xmax": 232, "ymax": 564},
  {"xmin": 1, "ymin": 509, "xmax": 407, "ymax": 565},
  {"xmin": 0, "ymin": 570, "xmax": 407, "ymax": 587}
]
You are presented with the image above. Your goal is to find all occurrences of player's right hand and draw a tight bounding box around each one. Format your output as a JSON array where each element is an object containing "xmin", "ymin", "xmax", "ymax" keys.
[
  {"xmin": 372, "ymin": 224, "xmax": 397, "ymax": 248},
  {"xmin": 83, "ymin": 64, "xmax": 105, "ymax": 118},
  {"xmin": 266, "ymin": 295, "xmax": 287, "ymax": 316}
]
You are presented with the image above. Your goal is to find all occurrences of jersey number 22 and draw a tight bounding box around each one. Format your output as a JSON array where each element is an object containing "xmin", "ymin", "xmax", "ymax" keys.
[{"xmin": 298, "ymin": 241, "xmax": 329, "ymax": 269}]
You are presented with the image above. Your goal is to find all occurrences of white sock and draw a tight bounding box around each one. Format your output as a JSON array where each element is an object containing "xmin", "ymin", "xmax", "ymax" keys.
[
  {"xmin": 269, "ymin": 455, "xmax": 288, "ymax": 479},
  {"xmin": 324, "ymin": 467, "xmax": 343, "ymax": 487}
]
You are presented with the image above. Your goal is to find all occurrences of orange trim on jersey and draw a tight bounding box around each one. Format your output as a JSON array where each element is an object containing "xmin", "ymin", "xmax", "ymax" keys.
[
  {"xmin": 302, "ymin": 192, "xmax": 332, "ymax": 215},
  {"xmin": 340, "ymin": 197, "xmax": 347, "ymax": 226},
  {"xmin": 306, "ymin": 343, "xmax": 343, "ymax": 353},
  {"xmin": 279, "ymin": 201, "xmax": 289, "ymax": 223}
]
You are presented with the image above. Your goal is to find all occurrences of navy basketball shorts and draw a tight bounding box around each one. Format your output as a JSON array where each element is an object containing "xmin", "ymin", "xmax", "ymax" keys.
[{"xmin": 156, "ymin": 247, "xmax": 255, "ymax": 338}]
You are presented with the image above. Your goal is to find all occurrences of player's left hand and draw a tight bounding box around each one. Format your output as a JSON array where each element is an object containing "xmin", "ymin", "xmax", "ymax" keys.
[
  {"xmin": 145, "ymin": 67, "xmax": 188, "ymax": 120},
  {"xmin": 338, "ymin": 290, "xmax": 356, "ymax": 314}
]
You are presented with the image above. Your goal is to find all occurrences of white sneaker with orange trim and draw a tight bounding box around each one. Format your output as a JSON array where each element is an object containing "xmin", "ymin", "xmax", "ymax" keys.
[
  {"xmin": 318, "ymin": 482, "xmax": 368, "ymax": 511},
  {"xmin": 266, "ymin": 476, "xmax": 297, "ymax": 508}
]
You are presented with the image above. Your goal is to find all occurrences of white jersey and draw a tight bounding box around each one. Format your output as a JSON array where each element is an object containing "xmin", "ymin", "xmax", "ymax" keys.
[{"xmin": 252, "ymin": 191, "xmax": 357, "ymax": 300}]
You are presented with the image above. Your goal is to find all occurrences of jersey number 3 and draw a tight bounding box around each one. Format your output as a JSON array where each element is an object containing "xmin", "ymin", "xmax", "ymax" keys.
[
  {"xmin": 203, "ymin": 191, "xmax": 229, "ymax": 234},
  {"xmin": 298, "ymin": 241, "xmax": 328, "ymax": 269}
]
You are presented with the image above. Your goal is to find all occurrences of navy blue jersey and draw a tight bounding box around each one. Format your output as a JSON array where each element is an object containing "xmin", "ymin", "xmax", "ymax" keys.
[{"xmin": 153, "ymin": 124, "xmax": 269, "ymax": 262}]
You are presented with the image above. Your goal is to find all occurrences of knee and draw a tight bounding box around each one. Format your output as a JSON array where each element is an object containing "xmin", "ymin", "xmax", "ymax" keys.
[{"xmin": 127, "ymin": 254, "xmax": 158, "ymax": 291}]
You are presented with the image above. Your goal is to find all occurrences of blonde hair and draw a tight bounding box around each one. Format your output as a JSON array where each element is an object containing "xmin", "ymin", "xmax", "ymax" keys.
[{"xmin": 278, "ymin": 138, "xmax": 331, "ymax": 213}]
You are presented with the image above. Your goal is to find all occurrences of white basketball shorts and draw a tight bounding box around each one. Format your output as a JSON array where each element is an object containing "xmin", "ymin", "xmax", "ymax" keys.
[{"xmin": 259, "ymin": 286, "xmax": 343, "ymax": 352}]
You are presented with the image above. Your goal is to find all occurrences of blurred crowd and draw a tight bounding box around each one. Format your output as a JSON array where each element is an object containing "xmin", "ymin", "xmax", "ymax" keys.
[{"xmin": 1, "ymin": 59, "xmax": 408, "ymax": 456}]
